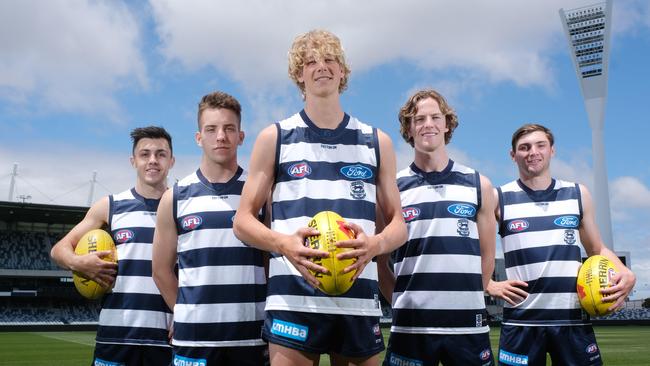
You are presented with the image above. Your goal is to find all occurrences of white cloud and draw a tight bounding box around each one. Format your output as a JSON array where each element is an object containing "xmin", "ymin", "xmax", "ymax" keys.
[
  {"xmin": 0, "ymin": 0, "xmax": 146, "ymax": 121},
  {"xmin": 150, "ymin": 0, "xmax": 604, "ymax": 94},
  {"xmin": 0, "ymin": 146, "xmax": 199, "ymax": 206}
]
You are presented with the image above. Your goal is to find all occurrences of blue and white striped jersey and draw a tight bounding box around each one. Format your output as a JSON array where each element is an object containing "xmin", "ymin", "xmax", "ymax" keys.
[
  {"xmin": 172, "ymin": 167, "xmax": 266, "ymax": 347},
  {"xmin": 267, "ymin": 110, "xmax": 382, "ymax": 316},
  {"xmin": 391, "ymin": 160, "xmax": 489, "ymax": 334},
  {"xmin": 497, "ymin": 179, "xmax": 586, "ymax": 326},
  {"xmin": 97, "ymin": 188, "xmax": 172, "ymax": 347}
]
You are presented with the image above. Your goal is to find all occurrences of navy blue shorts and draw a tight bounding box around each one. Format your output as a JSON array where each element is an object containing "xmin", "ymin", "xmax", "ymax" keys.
[
  {"xmin": 498, "ymin": 324, "xmax": 602, "ymax": 366},
  {"xmin": 172, "ymin": 345, "xmax": 269, "ymax": 366},
  {"xmin": 93, "ymin": 343, "xmax": 172, "ymax": 366},
  {"xmin": 263, "ymin": 310, "xmax": 384, "ymax": 358},
  {"xmin": 383, "ymin": 332, "xmax": 494, "ymax": 366}
]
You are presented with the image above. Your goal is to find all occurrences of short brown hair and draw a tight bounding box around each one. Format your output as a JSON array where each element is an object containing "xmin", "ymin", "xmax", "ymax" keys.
[
  {"xmin": 288, "ymin": 30, "xmax": 351, "ymax": 97},
  {"xmin": 197, "ymin": 91, "xmax": 242, "ymax": 130},
  {"xmin": 398, "ymin": 89, "xmax": 459, "ymax": 146},
  {"xmin": 511, "ymin": 123, "xmax": 555, "ymax": 151}
]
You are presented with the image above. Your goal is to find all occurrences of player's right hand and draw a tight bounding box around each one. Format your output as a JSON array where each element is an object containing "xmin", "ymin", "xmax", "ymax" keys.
[
  {"xmin": 486, "ymin": 279, "xmax": 529, "ymax": 306},
  {"xmin": 73, "ymin": 250, "xmax": 118, "ymax": 288},
  {"xmin": 278, "ymin": 227, "xmax": 329, "ymax": 289}
]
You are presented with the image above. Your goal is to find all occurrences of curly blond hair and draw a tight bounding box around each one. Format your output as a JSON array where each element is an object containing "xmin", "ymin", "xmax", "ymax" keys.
[
  {"xmin": 288, "ymin": 30, "xmax": 351, "ymax": 96},
  {"xmin": 398, "ymin": 89, "xmax": 459, "ymax": 146}
]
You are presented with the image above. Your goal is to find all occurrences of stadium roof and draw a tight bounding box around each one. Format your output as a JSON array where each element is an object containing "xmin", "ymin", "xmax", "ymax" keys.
[{"xmin": 0, "ymin": 201, "xmax": 87, "ymax": 225}]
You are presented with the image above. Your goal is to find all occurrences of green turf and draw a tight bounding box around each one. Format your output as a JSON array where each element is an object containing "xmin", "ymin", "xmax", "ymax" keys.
[{"xmin": 0, "ymin": 326, "xmax": 648, "ymax": 365}]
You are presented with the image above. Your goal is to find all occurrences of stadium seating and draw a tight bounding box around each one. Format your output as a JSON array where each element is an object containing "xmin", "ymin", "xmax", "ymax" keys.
[{"xmin": 0, "ymin": 231, "xmax": 60, "ymax": 270}]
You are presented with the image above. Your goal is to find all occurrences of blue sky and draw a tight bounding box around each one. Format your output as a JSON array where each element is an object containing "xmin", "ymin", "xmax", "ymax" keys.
[{"xmin": 1, "ymin": 0, "xmax": 649, "ymax": 299}]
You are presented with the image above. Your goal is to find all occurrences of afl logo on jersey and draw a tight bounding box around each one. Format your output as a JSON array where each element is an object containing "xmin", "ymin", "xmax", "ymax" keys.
[
  {"xmin": 288, "ymin": 162, "xmax": 312, "ymax": 178},
  {"xmin": 340, "ymin": 165, "xmax": 373, "ymax": 180},
  {"xmin": 447, "ymin": 203, "xmax": 475, "ymax": 218},
  {"xmin": 554, "ymin": 215, "xmax": 579, "ymax": 228},
  {"xmin": 182, "ymin": 215, "xmax": 203, "ymax": 231},
  {"xmin": 480, "ymin": 349, "xmax": 492, "ymax": 361},
  {"xmin": 114, "ymin": 229, "xmax": 134, "ymax": 244},
  {"xmin": 508, "ymin": 219, "xmax": 529, "ymax": 232},
  {"xmin": 402, "ymin": 207, "xmax": 420, "ymax": 222}
]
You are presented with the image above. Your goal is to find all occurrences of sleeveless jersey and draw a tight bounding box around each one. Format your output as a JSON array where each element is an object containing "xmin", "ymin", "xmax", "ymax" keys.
[
  {"xmin": 392, "ymin": 160, "xmax": 489, "ymax": 334},
  {"xmin": 497, "ymin": 179, "xmax": 586, "ymax": 326},
  {"xmin": 172, "ymin": 167, "xmax": 266, "ymax": 347},
  {"xmin": 97, "ymin": 188, "xmax": 172, "ymax": 347},
  {"xmin": 267, "ymin": 110, "xmax": 382, "ymax": 316}
]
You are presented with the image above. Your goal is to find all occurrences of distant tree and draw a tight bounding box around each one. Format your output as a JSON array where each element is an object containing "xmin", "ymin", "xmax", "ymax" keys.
[{"xmin": 643, "ymin": 298, "xmax": 650, "ymax": 309}]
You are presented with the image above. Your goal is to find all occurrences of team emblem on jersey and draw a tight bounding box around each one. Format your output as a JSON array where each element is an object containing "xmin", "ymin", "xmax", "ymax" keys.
[
  {"xmin": 340, "ymin": 164, "xmax": 373, "ymax": 180},
  {"xmin": 479, "ymin": 349, "xmax": 492, "ymax": 361},
  {"xmin": 475, "ymin": 313, "xmax": 483, "ymax": 327},
  {"xmin": 113, "ymin": 229, "xmax": 134, "ymax": 244},
  {"xmin": 181, "ymin": 215, "xmax": 203, "ymax": 231},
  {"xmin": 507, "ymin": 219, "xmax": 529, "ymax": 232},
  {"xmin": 564, "ymin": 229, "xmax": 576, "ymax": 244},
  {"xmin": 447, "ymin": 203, "xmax": 476, "ymax": 218},
  {"xmin": 457, "ymin": 218, "xmax": 470, "ymax": 237},
  {"xmin": 288, "ymin": 162, "xmax": 312, "ymax": 178},
  {"xmin": 554, "ymin": 215, "xmax": 579, "ymax": 228},
  {"xmin": 586, "ymin": 343, "xmax": 598, "ymax": 354},
  {"xmin": 350, "ymin": 180, "xmax": 366, "ymax": 199},
  {"xmin": 402, "ymin": 207, "xmax": 420, "ymax": 222}
]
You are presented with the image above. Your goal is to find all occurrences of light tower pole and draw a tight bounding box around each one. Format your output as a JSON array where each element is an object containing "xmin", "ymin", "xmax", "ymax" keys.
[{"xmin": 560, "ymin": 0, "xmax": 614, "ymax": 249}]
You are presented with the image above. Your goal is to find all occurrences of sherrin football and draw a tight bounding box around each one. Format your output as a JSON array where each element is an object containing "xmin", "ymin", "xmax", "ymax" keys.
[
  {"xmin": 73, "ymin": 229, "xmax": 117, "ymax": 300},
  {"xmin": 576, "ymin": 255, "xmax": 617, "ymax": 316},
  {"xmin": 306, "ymin": 211, "xmax": 357, "ymax": 296}
]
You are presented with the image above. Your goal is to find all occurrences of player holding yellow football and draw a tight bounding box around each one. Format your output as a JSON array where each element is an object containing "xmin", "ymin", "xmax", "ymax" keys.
[
  {"xmin": 486, "ymin": 123, "xmax": 635, "ymax": 366},
  {"xmin": 51, "ymin": 126, "xmax": 175, "ymax": 365},
  {"xmin": 152, "ymin": 91, "xmax": 268, "ymax": 366},
  {"xmin": 233, "ymin": 30, "xmax": 407, "ymax": 366},
  {"xmin": 377, "ymin": 89, "xmax": 497, "ymax": 366}
]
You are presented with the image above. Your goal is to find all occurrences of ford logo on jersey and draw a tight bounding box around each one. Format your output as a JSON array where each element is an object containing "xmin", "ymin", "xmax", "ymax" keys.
[
  {"xmin": 340, "ymin": 165, "xmax": 373, "ymax": 180},
  {"xmin": 288, "ymin": 162, "xmax": 312, "ymax": 178},
  {"xmin": 114, "ymin": 229, "xmax": 134, "ymax": 244},
  {"xmin": 182, "ymin": 215, "xmax": 203, "ymax": 231},
  {"xmin": 446, "ymin": 203, "xmax": 475, "ymax": 218},
  {"xmin": 554, "ymin": 215, "xmax": 579, "ymax": 228},
  {"xmin": 402, "ymin": 207, "xmax": 420, "ymax": 222},
  {"xmin": 508, "ymin": 219, "xmax": 529, "ymax": 232}
]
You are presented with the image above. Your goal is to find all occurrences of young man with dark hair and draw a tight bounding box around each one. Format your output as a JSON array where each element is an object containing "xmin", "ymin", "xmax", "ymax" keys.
[
  {"xmin": 487, "ymin": 123, "xmax": 635, "ymax": 366},
  {"xmin": 51, "ymin": 126, "xmax": 175, "ymax": 365},
  {"xmin": 152, "ymin": 91, "xmax": 267, "ymax": 366}
]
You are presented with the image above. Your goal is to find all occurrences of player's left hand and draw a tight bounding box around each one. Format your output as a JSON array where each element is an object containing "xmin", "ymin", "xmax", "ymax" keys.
[
  {"xmin": 600, "ymin": 267, "xmax": 636, "ymax": 312},
  {"xmin": 335, "ymin": 222, "xmax": 379, "ymax": 281}
]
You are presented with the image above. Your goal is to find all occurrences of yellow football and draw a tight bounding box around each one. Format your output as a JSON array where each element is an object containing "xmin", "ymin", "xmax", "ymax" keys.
[
  {"xmin": 306, "ymin": 211, "xmax": 357, "ymax": 296},
  {"xmin": 577, "ymin": 255, "xmax": 617, "ymax": 316},
  {"xmin": 73, "ymin": 229, "xmax": 117, "ymax": 300}
]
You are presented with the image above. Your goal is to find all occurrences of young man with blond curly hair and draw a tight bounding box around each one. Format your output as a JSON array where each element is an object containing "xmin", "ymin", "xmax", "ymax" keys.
[{"xmin": 234, "ymin": 30, "xmax": 407, "ymax": 366}]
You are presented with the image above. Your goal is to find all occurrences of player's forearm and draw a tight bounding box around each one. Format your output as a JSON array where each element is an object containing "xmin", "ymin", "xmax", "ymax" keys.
[
  {"xmin": 481, "ymin": 256, "xmax": 495, "ymax": 291},
  {"xmin": 377, "ymin": 255, "xmax": 396, "ymax": 302},
  {"xmin": 233, "ymin": 211, "xmax": 283, "ymax": 253},
  {"xmin": 153, "ymin": 269, "xmax": 178, "ymax": 311},
  {"xmin": 374, "ymin": 216, "xmax": 407, "ymax": 255},
  {"xmin": 50, "ymin": 241, "xmax": 77, "ymax": 271}
]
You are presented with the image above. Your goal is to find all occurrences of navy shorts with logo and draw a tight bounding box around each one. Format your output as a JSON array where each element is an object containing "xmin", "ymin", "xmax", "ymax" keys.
[
  {"xmin": 383, "ymin": 331, "xmax": 494, "ymax": 366},
  {"xmin": 172, "ymin": 345, "xmax": 269, "ymax": 366},
  {"xmin": 498, "ymin": 324, "xmax": 603, "ymax": 366},
  {"xmin": 93, "ymin": 343, "xmax": 172, "ymax": 366},
  {"xmin": 263, "ymin": 310, "xmax": 384, "ymax": 358}
]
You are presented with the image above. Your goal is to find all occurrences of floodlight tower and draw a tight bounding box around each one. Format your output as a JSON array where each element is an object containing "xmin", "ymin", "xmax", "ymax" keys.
[{"xmin": 560, "ymin": 0, "xmax": 614, "ymax": 249}]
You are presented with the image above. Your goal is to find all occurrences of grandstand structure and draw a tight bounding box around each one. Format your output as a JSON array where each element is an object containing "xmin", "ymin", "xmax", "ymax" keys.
[
  {"xmin": 0, "ymin": 200, "xmax": 100, "ymax": 330},
  {"xmin": 1, "ymin": 199, "xmax": 648, "ymax": 331}
]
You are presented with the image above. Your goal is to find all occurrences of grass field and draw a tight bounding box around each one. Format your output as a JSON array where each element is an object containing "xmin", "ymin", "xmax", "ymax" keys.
[{"xmin": 0, "ymin": 326, "xmax": 649, "ymax": 365}]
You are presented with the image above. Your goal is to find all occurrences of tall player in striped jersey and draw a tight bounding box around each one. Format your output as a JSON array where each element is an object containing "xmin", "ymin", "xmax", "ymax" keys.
[
  {"xmin": 377, "ymin": 89, "xmax": 497, "ymax": 366},
  {"xmin": 233, "ymin": 30, "xmax": 407, "ymax": 366},
  {"xmin": 486, "ymin": 124, "xmax": 635, "ymax": 366},
  {"xmin": 152, "ymin": 91, "xmax": 268, "ymax": 366},
  {"xmin": 51, "ymin": 126, "xmax": 175, "ymax": 365}
]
